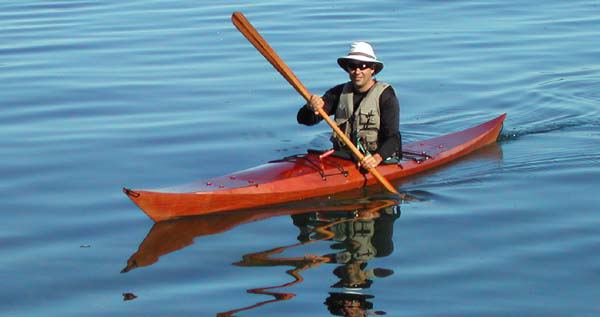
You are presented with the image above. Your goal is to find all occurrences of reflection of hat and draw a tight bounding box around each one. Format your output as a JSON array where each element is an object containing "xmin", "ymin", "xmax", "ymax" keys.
[
  {"xmin": 337, "ymin": 41, "xmax": 384, "ymax": 75},
  {"xmin": 325, "ymin": 292, "xmax": 386, "ymax": 316}
]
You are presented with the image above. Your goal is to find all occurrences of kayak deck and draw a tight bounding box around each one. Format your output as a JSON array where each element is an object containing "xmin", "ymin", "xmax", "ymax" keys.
[{"xmin": 124, "ymin": 114, "xmax": 506, "ymax": 221}]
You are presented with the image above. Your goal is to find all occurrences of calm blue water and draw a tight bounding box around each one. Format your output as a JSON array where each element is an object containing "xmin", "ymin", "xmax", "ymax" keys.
[{"xmin": 2, "ymin": 1, "xmax": 600, "ymax": 316}]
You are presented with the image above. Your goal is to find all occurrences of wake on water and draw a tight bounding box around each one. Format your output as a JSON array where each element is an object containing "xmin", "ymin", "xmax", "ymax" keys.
[{"xmin": 498, "ymin": 116, "xmax": 600, "ymax": 142}]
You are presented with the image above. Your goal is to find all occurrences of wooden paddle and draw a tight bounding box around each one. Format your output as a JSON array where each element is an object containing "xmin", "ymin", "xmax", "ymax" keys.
[{"xmin": 231, "ymin": 11, "xmax": 399, "ymax": 195}]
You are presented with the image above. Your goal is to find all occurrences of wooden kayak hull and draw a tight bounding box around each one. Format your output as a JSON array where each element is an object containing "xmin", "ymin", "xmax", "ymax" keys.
[{"xmin": 124, "ymin": 114, "xmax": 506, "ymax": 221}]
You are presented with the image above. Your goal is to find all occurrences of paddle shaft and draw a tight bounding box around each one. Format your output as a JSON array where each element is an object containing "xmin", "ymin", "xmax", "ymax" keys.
[{"xmin": 231, "ymin": 11, "xmax": 399, "ymax": 195}]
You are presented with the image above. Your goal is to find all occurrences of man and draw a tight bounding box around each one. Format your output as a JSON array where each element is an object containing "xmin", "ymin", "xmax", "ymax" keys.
[{"xmin": 297, "ymin": 41, "xmax": 401, "ymax": 169}]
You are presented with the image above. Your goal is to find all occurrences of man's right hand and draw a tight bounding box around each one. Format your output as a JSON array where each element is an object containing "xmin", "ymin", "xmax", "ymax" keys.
[{"xmin": 308, "ymin": 94, "xmax": 325, "ymax": 114}]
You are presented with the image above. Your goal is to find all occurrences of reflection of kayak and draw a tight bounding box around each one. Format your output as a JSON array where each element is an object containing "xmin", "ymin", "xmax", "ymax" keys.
[
  {"xmin": 124, "ymin": 114, "xmax": 506, "ymax": 221},
  {"xmin": 122, "ymin": 198, "xmax": 397, "ymax": 272},
  {"xmin": 122, "ymin": 197, "xmax": 398, "ymax": 316}
]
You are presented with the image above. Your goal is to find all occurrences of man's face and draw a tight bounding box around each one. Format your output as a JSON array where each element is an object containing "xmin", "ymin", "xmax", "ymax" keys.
[{"xmin": 346, "ymin": 61, "xmax": 375, "ymax": 90}]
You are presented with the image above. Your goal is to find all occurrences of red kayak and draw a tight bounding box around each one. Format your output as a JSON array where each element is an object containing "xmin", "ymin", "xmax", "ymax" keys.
[{"xmin": 124, "ymin": 114, "xmax": 506, "ymax": 221}]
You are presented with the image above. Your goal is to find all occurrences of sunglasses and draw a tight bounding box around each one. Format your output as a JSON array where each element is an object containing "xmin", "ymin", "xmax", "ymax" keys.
[{"xmin": 346, "ymin": 62, "xmax": 373, "ymax": 71}]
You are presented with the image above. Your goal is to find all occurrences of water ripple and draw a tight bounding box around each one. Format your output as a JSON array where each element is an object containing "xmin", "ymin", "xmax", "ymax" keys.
[{"xmin": 2, "ymin": 1, "xmax": 600, "ymax": 316}]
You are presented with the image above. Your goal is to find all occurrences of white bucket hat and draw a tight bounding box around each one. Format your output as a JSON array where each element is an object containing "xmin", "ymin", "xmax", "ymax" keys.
[{"xmin": 337, "ymin": 41, "xmax": 384, "ymax": 75}]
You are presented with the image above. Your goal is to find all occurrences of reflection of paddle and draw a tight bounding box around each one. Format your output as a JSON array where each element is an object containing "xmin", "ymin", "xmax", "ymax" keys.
[{"xmin": 231, "ymin": 11, "xmax": 399, "ymax": 195}]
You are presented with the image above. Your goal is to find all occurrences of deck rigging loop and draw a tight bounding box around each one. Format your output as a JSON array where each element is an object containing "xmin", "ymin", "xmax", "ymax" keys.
[
  {"xmin": 271, "ymin": 154, "xmax": 349, "ymax": 180},
  {"xmin": 401, "ymin": 150, "xmax": 432, "ymax": 164}
]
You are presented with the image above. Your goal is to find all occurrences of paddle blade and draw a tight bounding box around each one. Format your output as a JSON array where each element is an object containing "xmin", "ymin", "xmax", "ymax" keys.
[{"xmin": 231, "ymin": 11, "xmax": 311, "ymax": 100}]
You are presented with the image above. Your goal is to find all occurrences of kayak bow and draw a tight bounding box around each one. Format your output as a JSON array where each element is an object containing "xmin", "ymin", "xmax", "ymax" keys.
[{"xmin": 124, "ymin": 114, "xmax": 506, "ymax": 221}]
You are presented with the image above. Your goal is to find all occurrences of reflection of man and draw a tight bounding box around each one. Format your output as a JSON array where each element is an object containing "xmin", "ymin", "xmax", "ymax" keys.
[
  {"xmin": 292, "ymin": 205, "xmax": 400, "ymax": 315},
  {"xmin": 325, "ymin": 210, "xmax": 395, "ymax": 290}
]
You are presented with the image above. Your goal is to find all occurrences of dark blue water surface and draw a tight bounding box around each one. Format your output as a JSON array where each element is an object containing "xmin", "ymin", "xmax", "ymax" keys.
[{"xmin": 2, "ymin": 1, "xmax": 600, "ymax": 316}]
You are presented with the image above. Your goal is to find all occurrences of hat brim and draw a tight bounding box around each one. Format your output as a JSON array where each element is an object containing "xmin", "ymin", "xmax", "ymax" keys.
[{"xmin": 337, "ymin": 56, "xmax": 384, "ymax": 75}]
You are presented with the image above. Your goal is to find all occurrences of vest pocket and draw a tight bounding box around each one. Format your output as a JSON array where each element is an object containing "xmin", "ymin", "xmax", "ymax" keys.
[
  {"xmin": 358, "ymin": 110, "xmax": 377, "ymax": 128},
  {"xmin": 358, "ymin": 130, "xmax": 378, "ymax": 152}
]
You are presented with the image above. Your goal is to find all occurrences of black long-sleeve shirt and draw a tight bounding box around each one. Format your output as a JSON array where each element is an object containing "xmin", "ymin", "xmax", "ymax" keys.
[{"xmin": 297, "ymin": 82, "xmax": 401, "ymax": 159}]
